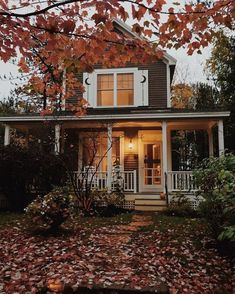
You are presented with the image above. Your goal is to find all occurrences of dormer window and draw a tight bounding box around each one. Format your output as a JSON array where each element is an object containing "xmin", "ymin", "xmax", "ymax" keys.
[
  {"xmin": 97, "ymin": 73, "xmax": 134, "ymax": 107},
  {"xmin": 83, "ymin": 67, "xmax": 148, "ymax": 108}
]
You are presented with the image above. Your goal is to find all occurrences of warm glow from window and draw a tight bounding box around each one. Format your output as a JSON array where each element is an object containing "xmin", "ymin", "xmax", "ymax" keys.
[
  {"xmin": 97, "ymin": 72, "xmax": 134, "ymax": 107},
  {"xmin": 97, "ymin": 74, "xmax": 114, "ymax": 106},
  {"xmin": 117, "ymin": 73, "xmax": 134, "ymax": 106}
]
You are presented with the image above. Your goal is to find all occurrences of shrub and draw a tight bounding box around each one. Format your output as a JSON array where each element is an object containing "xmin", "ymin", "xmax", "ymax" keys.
[
  {"xmin": 25, "ymin": 186, "xmax": 76, "ymax": 231},
  {"xmin": 0, "ymin": 145, "xmax": 67, "ymax": 211},
  {"xmin": 165, "ymin": 193, "xmax": 198, "ymax": 217},
  {"xmin": 89, "ymin": 190, "xmax": 126, "ymax": 217},
  {"xmin": 94, "ymin": 190, "xmax": 125, "ymax": 207},
  {"xmin": 194, "ymin": 154, "xmax": 235, "ymax": 245}
]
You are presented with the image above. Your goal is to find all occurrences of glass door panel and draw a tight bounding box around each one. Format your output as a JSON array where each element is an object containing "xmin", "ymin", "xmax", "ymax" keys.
[{"xmin": 144, "ymin": 143, "xmax": 161, "ymax": 186}]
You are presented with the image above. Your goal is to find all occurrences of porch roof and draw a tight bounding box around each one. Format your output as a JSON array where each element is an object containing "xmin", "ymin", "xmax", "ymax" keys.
[{"xmin": 0, "ymin": 108, "xmax": 230, "ymax": 123}]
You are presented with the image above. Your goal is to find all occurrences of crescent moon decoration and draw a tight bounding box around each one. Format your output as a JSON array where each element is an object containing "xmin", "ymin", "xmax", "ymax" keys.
[
  {"xmin": 141, "ymin": 75, "xmax": 146, "ymax": 83},
  {"xmin": 85, "ymin": 78, "xmax": 91, "ymax": 85}
]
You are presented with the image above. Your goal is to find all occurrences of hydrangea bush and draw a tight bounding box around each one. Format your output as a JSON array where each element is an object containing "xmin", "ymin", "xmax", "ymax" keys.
[
  {"xmin": 25, "ymin": 186, "xmax": 76, "ymax": 231},
  {"xmin": 93, "ymin": 190, "xmax": 125, "ymax": 207}
]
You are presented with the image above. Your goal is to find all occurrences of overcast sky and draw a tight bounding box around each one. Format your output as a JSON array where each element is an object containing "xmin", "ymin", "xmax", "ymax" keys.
[{"xmin": 0, "ymin": 0, "xmax": 212, "ymax": 101}]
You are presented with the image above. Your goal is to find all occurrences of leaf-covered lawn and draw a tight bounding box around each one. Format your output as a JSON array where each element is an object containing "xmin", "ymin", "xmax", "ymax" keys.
[{"xmin": 0, "ymin": 213, "xmax": 234, "ymax": 293}]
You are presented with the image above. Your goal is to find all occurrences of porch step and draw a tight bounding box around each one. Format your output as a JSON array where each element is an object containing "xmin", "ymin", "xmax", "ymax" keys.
[
  {"xmin": 124, "ymin": 193, "xmax": 167, "ymax": 212},
  {"xmin": 135, "ymin": 205, "xmax": 166, "ymax": 212},
  {"xmin": 135, "ymin": 198, "xmax": 167, "ymax": 212},
  {"xmin": 125, "ymin": 194, "xmax": 162, "ymax": 201},
  {"xmin": 135, "ymin": 199, "xmax": 166, "ymax": 206}
]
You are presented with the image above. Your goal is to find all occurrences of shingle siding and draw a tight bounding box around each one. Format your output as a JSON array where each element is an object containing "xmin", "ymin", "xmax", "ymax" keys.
[
  {"xmin": 65, "ymin": 72, "xmax": 83, "ymax": 108},
  {"xmin": 139, "ymin": 62, "xmax": 167, "ymax": 108}
]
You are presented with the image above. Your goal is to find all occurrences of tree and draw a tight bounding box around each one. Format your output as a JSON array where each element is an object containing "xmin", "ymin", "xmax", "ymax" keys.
[
  {"xmin": 192, "ymin": 82, "xmax": 219, "ymax": 110},
  {"xmin": 0, "ymin": 97, "xmax": 17, "ymax": 115},
  {"xmin": 171, "ymin": 83, "xmax": 194, "ymax": 109},
  {"xmin": 206, "ymin": 33, "xmax": 235, "ymax": 151},
  {"xmin": 0, "ymin": 0, "xmax": 234, "ymax": 111},
  {"xmin": 207, "ymin": 33, "xmax": 235, "ymax": 108}
]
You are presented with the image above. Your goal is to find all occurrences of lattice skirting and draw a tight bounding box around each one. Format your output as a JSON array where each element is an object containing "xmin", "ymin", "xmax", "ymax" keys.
[
  {"xmin": 94, "ymin": 200, "xmax": 135, "ymax": 210},
  {"xmin": 122, "ymin": 200, "xmax": 135, "ymax": 210}
]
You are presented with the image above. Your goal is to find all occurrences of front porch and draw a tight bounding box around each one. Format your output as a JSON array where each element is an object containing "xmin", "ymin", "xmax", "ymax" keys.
[{"xmin": 1, "ymin": 111, "xmax": 228, "ymax": 204}]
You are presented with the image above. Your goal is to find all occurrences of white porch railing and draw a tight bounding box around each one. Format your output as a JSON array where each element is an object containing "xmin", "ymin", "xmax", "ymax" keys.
[
  {"xmin": 72, "ymin": 170, "xmax": 137, "ymax": 193},
  {"xmin": 167, "ymin": 171, "xmax": 199, "ymax": 192},
  {"xmin": 123, "ymin": 170, "xmax": 137, "ymax": 192}
]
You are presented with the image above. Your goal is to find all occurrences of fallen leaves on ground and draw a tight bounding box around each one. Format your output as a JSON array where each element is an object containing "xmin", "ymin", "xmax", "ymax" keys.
[{"xmin": 0, "ymin": 214, "xmax": 234, "ymax": 293}]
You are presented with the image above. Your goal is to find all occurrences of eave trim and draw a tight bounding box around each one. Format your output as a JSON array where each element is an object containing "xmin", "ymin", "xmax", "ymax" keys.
[{"xmin": 0, "ymin": 111, "xmax": 230, "ymax": 122}]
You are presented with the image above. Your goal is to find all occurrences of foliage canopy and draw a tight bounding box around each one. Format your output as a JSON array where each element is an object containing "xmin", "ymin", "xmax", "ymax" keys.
[{"xmin": 0, "ymin": 0, "xmax": 234, "ymax": 112}]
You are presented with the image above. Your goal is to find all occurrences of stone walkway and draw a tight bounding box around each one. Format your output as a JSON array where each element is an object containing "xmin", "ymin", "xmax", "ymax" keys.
[{"xmin": 96, "ymin": 214, "xmax": 153, "ymax": 245}]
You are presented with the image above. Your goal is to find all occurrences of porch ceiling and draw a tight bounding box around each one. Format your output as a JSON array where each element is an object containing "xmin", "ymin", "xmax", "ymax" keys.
[{"xmin": 167, "ymin": 120, "xmax": 218, "ymax": 130}]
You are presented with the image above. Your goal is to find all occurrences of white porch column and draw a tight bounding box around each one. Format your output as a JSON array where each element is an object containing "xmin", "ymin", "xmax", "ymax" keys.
[
  {"xmin": 208, "ymin": 127, "xmax": 214, "ymax": 157},
  {"xmin": 4, "ymin": 124, "xmax": 10, "ymax": 146},
  {"xmin": 78, "ymin": 134, "xmax": 83, "ymax": 172},
  {"xmin": 54, "ymin": 124, "xmax": 61, "ymax": 154},
  {"xmin": 107, "ymin": 123, "xmax": 112, "ymax": 193},
  {"xmin": 218, "ymin": 120, "xmax": 225, "ymax": 156},
  {"xmin": 162, "ymin": 121, "xmax": 168, "ymax": 193}
]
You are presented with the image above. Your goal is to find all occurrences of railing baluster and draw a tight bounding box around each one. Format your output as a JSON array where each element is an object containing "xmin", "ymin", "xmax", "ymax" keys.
[
  {"xmin": 166, "ymin": 171, "xmax": 198, "ymax": 192},
  {"xmin": 72, "ymin": 170, "xmax": 139, "ymax": 193}
]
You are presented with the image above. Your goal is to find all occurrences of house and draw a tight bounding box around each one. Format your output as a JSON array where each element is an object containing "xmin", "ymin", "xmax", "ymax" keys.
[{"xmin": 0, "ymin": 20, "xmax": 230, "ymax": 211}]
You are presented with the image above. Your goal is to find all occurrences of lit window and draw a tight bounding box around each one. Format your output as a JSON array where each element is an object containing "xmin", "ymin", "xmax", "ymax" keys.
[
  {"xmin": 97, "ymin": 72, "xmax": 134, "ymax": 107},
  {"xmin": 97, "ymin": 74, "xmax": 114, "ymax": 106},
  {"xmin": 117, "ymin": 73, "xmax": 134, "ymax": 106}
]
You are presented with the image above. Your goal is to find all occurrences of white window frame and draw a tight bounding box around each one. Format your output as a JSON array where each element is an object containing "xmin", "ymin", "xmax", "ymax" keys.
[{"xmin": 94, "ymin": 67, "xmax": 139, "ymax": 108}]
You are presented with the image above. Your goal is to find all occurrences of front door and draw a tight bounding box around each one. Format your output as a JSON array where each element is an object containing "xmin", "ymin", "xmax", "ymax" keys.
[{"xmin": 140, "ymin": 141, "xmax": 162, "ymax": 192}]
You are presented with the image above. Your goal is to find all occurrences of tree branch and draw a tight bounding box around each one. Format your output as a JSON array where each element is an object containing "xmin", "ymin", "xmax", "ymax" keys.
[
  {"xmin": 0, "ymin": 0, "xmax": 232, "ymax": 17},
  {"xmin": 119, "ymin": 0, "xmax": 232, "ymax": 15},
  {"xmin": 31, "ymin": 25, "xmax": 140, "ymax": 48},
  {"xmin": 0, "ymin": 0, "xmax": 84, "ymax": 17}
]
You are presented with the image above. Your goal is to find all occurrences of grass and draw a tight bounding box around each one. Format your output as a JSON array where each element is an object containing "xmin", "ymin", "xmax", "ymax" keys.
[
  {"xmin": 138, "ymin": 213, "xmax": 201, "ymax": 231},
  {"xmin": 74, "ymin": 212, "xmax": 133, "ymax": 228},
  {"xmin": 0, "ymin": 211, "xmax": 24, "ymax": 226},
  {"xmin": 0, "ymin": 211, "xmax": 203, "ymax": 232},
  {"xmin": 137, "ymin": 213, "xmax": 208, "ymax": 250},
  {"xmin": 0, "ymin": 211, "xmax": 133, "ymax": 229}
]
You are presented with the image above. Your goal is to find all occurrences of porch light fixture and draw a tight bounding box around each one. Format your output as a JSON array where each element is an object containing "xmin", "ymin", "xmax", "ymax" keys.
[{"xmin": 128, "ymin": 139, "xmax": 134, "ymax": 150}]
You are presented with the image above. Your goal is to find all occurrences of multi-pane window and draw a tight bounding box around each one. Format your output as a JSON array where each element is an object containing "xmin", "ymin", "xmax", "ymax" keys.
[
  {"xmin": 97, "ymin": 74, "xmax": 114, "ymax": 106},
  {"xmin": 97, "ymin": 73, "xmax": 134, "ymax": 107},
  {"xmin": 82, "ymin": 135, "xmax": 121, "ymax": 171},
  {"xmin": 117, "ymin": 73, "xmax": 134, "ymax": 106}
]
